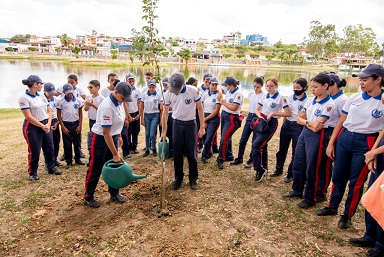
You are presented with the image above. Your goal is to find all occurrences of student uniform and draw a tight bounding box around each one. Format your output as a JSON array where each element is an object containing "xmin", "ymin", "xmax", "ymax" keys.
[
  {"xmin": 252, "ymin": 92, "xmax": 288, "ymax": 172},
  {"xmin": 141, "ymin": 90, "xmax": 162, "ymax": 152},
  {"xmin": 164, "ymin": 85, "xmax": 201, "ymax": 183},
  {"xmin": 235, "ymin": 91, "xmax": 265, "ymax": 163},
  {"xmin": 84, "ymin": 94, "xmax": 125, "ymax": 201},
  {"xmin": 327, "ymin": 91, "xmax": 384, "ymax": 218},
  {"xmin": 100, "ymin": 87, "xmax": 114, "ymax": 98},
  {"xmin": 126, "ymin": 87, "xmax": 142, "ymax": 153},
  {"xmin": 48, "ymin": 96, "xmax": 61, "ymax": 162},
  {"xmin": 19, "ymin": 90, "xmax": 55, "ymax": 176},
  {"xmin": 217, "ymin": 87, "xmax": 244, "ymax": 163},
  {"xmin": 201, "ymin": 90, "xmax": 220, "ymax": 160},
  {"xmin": 85, "ymin": 94, "xmax": 105, "ymax": 130},
  {"xmin": 291, "ymin": 95, "xmax": 335, "ymax": 205},
  {"xmin": 317, "ymin": 91, "xmax": 348, "ymax": 198},
  {"xmin": 275, "ymin": 94, "xmax": 309, "ymax": 178},
  {"xmin": 56, "ymin": 95, "xmax": 84, "ymax": 165}
]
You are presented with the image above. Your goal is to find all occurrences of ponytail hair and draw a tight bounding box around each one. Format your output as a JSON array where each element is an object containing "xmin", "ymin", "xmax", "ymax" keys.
[{"xmin": 253, "ymin": 76, "xmax": 264, "ymax": 85}]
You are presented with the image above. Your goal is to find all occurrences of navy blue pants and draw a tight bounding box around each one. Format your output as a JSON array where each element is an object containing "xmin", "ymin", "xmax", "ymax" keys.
[
  {"xmin": 317, "ymin": 127, "xmax": 334, "ymax": 198},
  {"xmin": 89, "ymin": 119, "xmax": 96, "ymax": 131},
  {"xmin": 62, "ymin": 121, "xmax": 81, "ymax": 164},
  {"xmin": 202, "ymin": 113, "xmax": 220, "ymax": 159},
  {"xmin": 291, "ymin": 127, "xmax": 333, "ymax": 205},
  {"xmin": 328, "ymin": 128, "xmax": 377, "ymax": 217},
  {"xmin": 364, "ymin": 138, "xmax": 384, "ymax": 251},
  {"xmin": 275, "ymin": 120, "xmax": 303, "ymax": 177},
  {"xmin": 51, "ymin": 118, "xmax": 61, "ymax": 161},
  {"xmin": 128, "ymin": 112, "xmax": 140, "ymax": 152},
  {"xmin": 84, "ymin": 133, "xmax": 119, "ymax": 201},
  {"xmin": 22, "ymin": 119, "xmax": 55, "ymax": 176},
  {"xmin": 217, "ymin": 111, "xmax": 242, "ymax": 163},
  {"xmin": 236, "ymin": 113, "xmax": 257, "ymax": 162},
  {"xmin": 121, "ymin": 123, "xmax": 130, "ymax": 157},
  {"xmin": 252, "ymin": 117, "xmax": 278, "ymax": 171},
  {"xmin": 173, "ymin": 119, "xmax": 198, "ymax": 182}
]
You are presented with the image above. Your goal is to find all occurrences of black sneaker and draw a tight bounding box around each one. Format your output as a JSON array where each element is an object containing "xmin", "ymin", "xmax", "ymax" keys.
[
  {"xmin": 349, "ymin": 237, "xmax": 375, "ymax": 248},
  {"xmin": 84, "ymin": 199, "xmax": 100, "ymax": 208},
  {"xmin": 368, "ymin": 247, "xmax": 384, "ymax": 257},
  {"xmin": 284, "ymin": 176, "xmax": 293, "ymax": 183},
  {"xmin": 230, "ymin": 158, "xmax": 243, "ymax": 165},
  {"xmin": 212, "ymin": 146, "xmax": 219, "ymax": 153},
  {"xmin": 338, "ymin": 215, "xmax": 352, "ymax": 229},
  {"xmin": 190, "ymin": 181, "xmax": 198, "ymax": 190},
  {"xmin": 75, "ymin": 160, "xmax": 86, "ymax": 165},
  {"xmin": 110, "ymin": 194, "xmax": 125, "ymax": 203},
  {"xmin": 283, "ymin": 191, "xmax": 303, "ymax": 198},
  {"xmin": 152, "ymin": 149, "xmax": 157, "ymax": 156},
  {"xmin": 225, "ymin": 157, "xmax": 234, "ymax": 162},
  {"xmin": 244, "ymin": 160, "xmax": 253, "ymax": 169},
  {"xmin": 270, "ymin": 170, "xmax": 283, "ymax": 177},
  {"xmin": 297, "ymin": 199, "xmax": 314, "ymax": 209},
  {"xmin": 48, "ymin": 167, "xmax": 62, "ymax": 175},
  {"xmin": 60, "ymin": 154, "xmax": 65, "ymax": 161},
  {"xmin": 29, "ymin": 175, "xmax": 39, "ymax": 181},
  {"xmin": 55, "ymin": 160, "xmax": 63, "ymax": 167},
  {"xmin": 142, "ymin": 151, "xmax": 150, "ymax": 157},
  {"xmin": 172, "ymin": 179, "xmax": 182, "ymax": 190},
  {"xmin": 255, "ymin": 169, "xmax": 267, "ymax": 182},
  {"xmin": 218, "ymin": 162, "xmax": 224, "ymax": 169},
  {"xmin": 315, "ymin": 206, "xmax": 337, "ymax": 216}
]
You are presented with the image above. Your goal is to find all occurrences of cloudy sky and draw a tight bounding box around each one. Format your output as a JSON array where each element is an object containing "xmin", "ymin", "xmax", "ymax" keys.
[{"xmin": 1, "ymin": 0, "xmax": 384, "ymax": 45}]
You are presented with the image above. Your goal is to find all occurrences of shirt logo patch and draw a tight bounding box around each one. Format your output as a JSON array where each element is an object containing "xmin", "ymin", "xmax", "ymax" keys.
[
  {"xmin": 314, "ymin": 109, "xmax": 321, "ymax": 117},
  {"xmin": 229, "ymin": 98, "xmax": 234, "ymax": 103},
  {"xmin": 74, "ymin": 104, "xmax": 80, "ymax": 109},
  {"xmin": 20, "ymin": 101, "xmax": 26, "ymax": 107},
  {"xmin": 103, "ymin": 115, "xmax": 111, "ymax": 121},
  {"xmin": 270, "ymin": 102, "xmax": 277, "ymax": 108},
  {"xmin": 153, "ymin": 99, "xmax": 159, "ymax": 104},
  {"xmin": 212, "ymin": 99, "xmax": 216, "ymax": 103},
  {"xmin": 298, "ymin": 105, "xmax": 304, "ymax": 111},
  {"xmin": 326, "ymin": 107, "xmax": 333, "ymax": 112},
  {"xmin": 185, "ymin": 99, "xmax": 192, "ymax": 105},
  {"xmin": 371, "ymin": 109, "xmax": 383, "ymax": 119}
]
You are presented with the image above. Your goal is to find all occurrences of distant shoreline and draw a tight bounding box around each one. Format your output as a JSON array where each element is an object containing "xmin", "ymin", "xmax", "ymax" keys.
[{"xmin": 0, "ymin": 53, "xmax": 337, "ymax": 71}]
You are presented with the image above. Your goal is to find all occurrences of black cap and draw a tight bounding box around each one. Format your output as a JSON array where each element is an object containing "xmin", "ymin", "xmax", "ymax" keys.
[{"xmin": 352, "ymin": 64, "xmax": 384, "ymax": 79}]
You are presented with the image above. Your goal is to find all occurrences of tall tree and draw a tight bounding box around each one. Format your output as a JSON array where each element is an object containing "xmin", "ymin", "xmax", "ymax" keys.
[
  {"xmin": 339, "ymin": 24, "xmax": 377, "ymax": 56},
  {"xmin": 10, "ymin": 34, "xmax": 31, "ymax": 43},
  {"xmin": 60, "ymin": 33, "xmax": 72, "ymax": 48},
  {"xmin": 177, "ymin": 49, "xmax": 192, "ymax": 64},
  {"xmin": 304, "ymin": 21, "xmax": 338, "ymax": 59}
]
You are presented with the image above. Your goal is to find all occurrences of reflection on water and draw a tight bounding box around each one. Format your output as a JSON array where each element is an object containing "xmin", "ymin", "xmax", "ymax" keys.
[{"xmin": 0, "ymin": 60, "xmax": 361, "ymax": 108}]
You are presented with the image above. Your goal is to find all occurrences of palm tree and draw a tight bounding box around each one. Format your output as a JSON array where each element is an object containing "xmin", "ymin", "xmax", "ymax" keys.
[{"xmin": 60, "ymin": 33, "xmax": 72, "ymax": 48}]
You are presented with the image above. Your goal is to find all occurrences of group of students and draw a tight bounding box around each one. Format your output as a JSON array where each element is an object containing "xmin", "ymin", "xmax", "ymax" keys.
[{"xmin": 19, "ymin": 65, "xmax": 384, "ymax": 256}]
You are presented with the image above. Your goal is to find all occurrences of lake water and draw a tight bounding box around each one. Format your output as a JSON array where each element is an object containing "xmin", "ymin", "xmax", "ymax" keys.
[{"xmin": 0, "ymin": 59, "xmax": 361, "ymax": 108}]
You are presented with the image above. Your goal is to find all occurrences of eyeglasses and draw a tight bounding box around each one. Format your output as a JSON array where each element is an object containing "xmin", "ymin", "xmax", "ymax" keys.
[{"xmin": 87, "ymin": 86, "xmax": 94, "ymax": 89}]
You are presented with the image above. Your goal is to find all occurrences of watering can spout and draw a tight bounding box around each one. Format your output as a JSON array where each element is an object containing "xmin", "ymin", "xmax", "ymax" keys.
[
  {"xmin": 130, "ymin": 173, "xmax": 147, "ymax": 182},
  {"xmin": 102, "ymin": 160, "xmax": 147, "ymax": 189}
]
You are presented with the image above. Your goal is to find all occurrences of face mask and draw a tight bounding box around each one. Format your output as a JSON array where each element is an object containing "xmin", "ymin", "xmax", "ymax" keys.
[
  {"xmin": 223, "ymin": 87, "xmax": 229, "ymax": 94},
  {"xmin": 294, "ymin": 89, "xmax": 305, "ymax": 96}
]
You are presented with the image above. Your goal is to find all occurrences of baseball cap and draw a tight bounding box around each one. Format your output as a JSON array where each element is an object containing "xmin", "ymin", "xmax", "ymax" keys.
[
  {"xmin": 169, "ymin": 72, "xmax": 185, "ymax": 94},
  {"xmin": 44, "ymin": 82, "xmax": 56, "ymax": 95},
  {"xmin": 125, "ymin": 73, "xmax": 136, "ymax": 80},
  {"xmin": 115, "ymin": 82, "xmax": 133, "ymax": 102},
  {"xmin": 203, "ymin": 73, "xmax": 212, "ymax": 80},
  {"xmin": 27, "ymin": 75, "xmax": 43, "ymax": 85},
  {"xmin": 221, "ymin": 76, "xmax": 238, "ymax": 86},
  {"xmin": 147, "ymin": 79, "xmax": 157, "ymax": 87},
  {"xmin": 162, "ymin": 77, "xmax": 170, "ymax": 85},
  {"xmin": 62, "ymin": 83, "xmax": 74, "ymax": 95},
  {"xmin": 320, "ymin": 71, "xmax": 341, "ymax": 85},
  {"xmin": 210, "ymin": 77, "xmax": 219, "ymax": 84},
  {"xmin": 352, "ymin": 64, "xmax": 384, "ymax": 79}
]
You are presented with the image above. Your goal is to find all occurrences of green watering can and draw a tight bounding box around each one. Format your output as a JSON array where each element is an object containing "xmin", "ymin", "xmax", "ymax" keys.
[
  {"xmin": 101, "ymin": 160, "xmax": 147, "ymax": 189},
  {"xmin": 158, "ymin": 137, "xmax": 169, "ymax": 160}
]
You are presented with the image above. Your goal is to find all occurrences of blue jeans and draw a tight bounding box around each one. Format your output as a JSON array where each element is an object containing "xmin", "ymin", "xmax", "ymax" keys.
[{"xmin": 144, "ymin": 113, "xmax": 159, "ymax": 151}]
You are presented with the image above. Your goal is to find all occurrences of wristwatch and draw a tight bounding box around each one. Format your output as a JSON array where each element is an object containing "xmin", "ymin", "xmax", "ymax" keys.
[{"xmin": 306, "ymin": 120, "xmax": 309, "ymax": 127}]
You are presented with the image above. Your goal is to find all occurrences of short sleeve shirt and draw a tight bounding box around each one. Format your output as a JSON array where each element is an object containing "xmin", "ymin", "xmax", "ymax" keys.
[
  {"xmin": 286, "ymin": 94, "xmax": 310, "ymax": 122},
  {"xmin": 85, "ymin": 94, "xmax": 105, "ymax": 120},
  {"xmin": 201, "ymin": 90, "xmax": 220, "ymax": 114},
  {"xmin": 304, "ymin": 95, "xmax": 335, "ymax": 128},
  {"xmin": 259, "ymin": 92, "xmax": 289, "ymax": 118},
  {"xmin": 56, "ymin": 96, "xmax": 84, "ymax": 122},
  {"xmin": 18, "ymin": 90, "xmax": 49, "ymax": 121},
  {"xmin": 222, "ymin": 87, "xmax": 244, "ymax": 115},
  {"xmin": 164, "ymin": 85, "xmax": 201, "ymax": 121}
]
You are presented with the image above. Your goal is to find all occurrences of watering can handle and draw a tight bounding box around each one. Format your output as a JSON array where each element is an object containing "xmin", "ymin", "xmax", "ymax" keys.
[
  {"xmin": 105, "ymin": 159, "xmax": 124, "ymax": 168},
  {"xmin": 159, "ymin": 137, "xmax": 169, "ymax": 143}
]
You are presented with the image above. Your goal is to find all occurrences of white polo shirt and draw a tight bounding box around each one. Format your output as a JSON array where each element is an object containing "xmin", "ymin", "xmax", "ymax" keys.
[
  {"xmin": 201, "ymin": 90, "xmax": 220, "ymax": 114},
  {"xmin": 92, "ymin": 94, "xmax": 126, "ymax": 136},
  {"xmin": 85, "ymin": 94, "xmax": 105, "ymax": 120},
  {"xmin": 248, "ymin": 91, "xmax": 265, "ymax": 114},
  {"xmin": 47, "ymin": 97, "xmax": 58, "ymax": 120},
  {"xmin": 200, "ymin": 84, "xmax": 210, "ymax": 95},
  {"xmin": 328, "ymin": 91, "xmax": 348, "ymax": 127},
  {"xmin": 259, "ymin": 92, "xmax": 289, "ymax": 118},
  {"xmin": 164, "ymin": 85, "xmax": 201, "ymax": 121},
  {"xmin": 127, "ymin": 87, "xmax": 142, "ymax": 113},
  {"xmin": 18, "ymin": 90, "xmax": 49, "ymax": 121},
  {"xmin": 56, "ymin": 96, "xmax": 84, "ymax": 122},
  {"xmin": 286, "ymin": 94, "xmax": 310, "ymax": 122},
  {"xmin": 100, "ymin": 87, "xmax": 114, "ymax": 98},
  {"xmin": 342, "ymin": 91, "xmax": 384, "ymax": 134},
  {"xmin": 222, "ymin": 87, "xmax": 244, "ymax": 115},
  {"xmin": 141, "ymin": 90, "xmax": 162, "ymax": 114},
  {"xmin": 304, "ymin": 95, "xmax": 335, "ymax": 128}
]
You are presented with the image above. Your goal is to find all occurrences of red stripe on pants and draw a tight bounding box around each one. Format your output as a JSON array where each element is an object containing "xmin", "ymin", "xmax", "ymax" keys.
[
  {"xmin": 313, "ymin": 129, "xmax": 325, "ymax": 202},
  {"xmin": 84, "ymin": 133, "xmax": 97, "ymax": 199},
  {"xmin": 221, "ymin": 115, "xmax": 236, "ymax": 161},
  {"xmin": 23, "ymin": 121, "xmax": 32, "ymax": 174}
]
